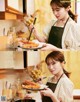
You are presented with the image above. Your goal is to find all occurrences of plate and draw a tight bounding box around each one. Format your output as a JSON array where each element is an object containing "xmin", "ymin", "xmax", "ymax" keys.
[
  {"xmin": 18, "ymin": 46, "xmax": 44, "ymax": 50},
  {"xmin": 18, "ymin": 40, "xmax": 45, "ymax": 50},
  {"xmin": 23, "ymin": 84, "xmax": 48, "ymax": 91}
]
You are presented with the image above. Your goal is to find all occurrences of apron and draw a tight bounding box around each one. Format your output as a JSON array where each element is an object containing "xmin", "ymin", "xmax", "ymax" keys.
[
  {"xmin": 48, "ymin": 18, "xmax": 69, "ymax": 48},
  {"xmin": 42, "ymin": 73, "xmax": 64, "ymax": 102},
  {"xmin": 15, "ymin": 99, "xmax": 35, "ymax": 102}
]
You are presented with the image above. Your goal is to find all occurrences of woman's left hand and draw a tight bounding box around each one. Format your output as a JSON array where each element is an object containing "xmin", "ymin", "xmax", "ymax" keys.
[
  {"xmin": 41, "ymin": 43, "xmax": 62, "ymax": 51},
  {"xmin": 40, "ymin": 88, "xmax": 60, "ymax": 102},
  {"xmin": 40, "ymin": 88, "xmax": 54, "ymax": 97}
]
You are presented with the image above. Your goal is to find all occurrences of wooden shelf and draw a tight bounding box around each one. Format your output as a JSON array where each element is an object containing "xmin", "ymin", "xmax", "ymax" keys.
[
  {"xmin": 0, "ymin": 0, "xmax": 24, "ymax": 20},
  {"xmin": 0, "ymin": 69, "xmax": 26, "ymax": 73},
  {"xmin": 0, "ymin": 11, "xmax": 24, "ymax": 20}
]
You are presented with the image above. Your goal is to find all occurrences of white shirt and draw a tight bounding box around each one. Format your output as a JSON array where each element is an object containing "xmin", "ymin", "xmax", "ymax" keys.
[
  {"xmin": 43, "ymin": 17, "xmax": 80, "ymax": 50},
  {"xmin": 48, "ymin": 74, "xmax": 74, "ymax": 102}
]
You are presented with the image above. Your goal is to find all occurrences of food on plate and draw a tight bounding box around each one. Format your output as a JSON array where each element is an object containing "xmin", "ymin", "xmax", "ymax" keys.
[
  {"xmin": 30, "ymin": 69, "xmax": 42, "ymax": 81},
  {"xmin": 21, "ymin": 40, "xmax": 39, "ymax": 48},
  {"xmin": 22, "ymin": 80, "xmax": 40, "ymax": 89},
  {"xmin": 16, "ymin": 31, "xmax": 29, "ymax": 38},
  {"xmin": 24, "ymin": 15, "xmax": 34, "ymax": 26}
]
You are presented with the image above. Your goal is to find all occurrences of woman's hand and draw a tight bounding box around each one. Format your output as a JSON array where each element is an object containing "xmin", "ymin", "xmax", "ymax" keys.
[
  {"xmin": 40, "ymin": 88, "xmax": 54, "ymax": 97},
  {"xmin": 40, "ymin": 88, "xmax": 60, "ymax": 102},
  {"xmin": 29, "ymin": 24, "xmax": 39, "ymax": 37},
  {"xmin": 41, "ymin": 43, "xmax": 62, "ymax": 51}
]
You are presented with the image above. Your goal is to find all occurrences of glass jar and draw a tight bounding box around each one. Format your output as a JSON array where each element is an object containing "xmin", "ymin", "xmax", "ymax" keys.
[{"xmin": 7, "ymin": 27, "xmax": 17, "ymax": 48}]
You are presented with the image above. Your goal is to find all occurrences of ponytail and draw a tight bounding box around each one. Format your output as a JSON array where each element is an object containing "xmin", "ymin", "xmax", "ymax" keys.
[
  {"xmin": 68, "ymin": 10, "xmax": 78, "ymax": 22},
  {"xmin": 50, "ymin": 0, "xmax": 78, "ymax": 22},
  {"xmin": 63, "ymin": 68, "xmax": 71, "ymax": 78}
]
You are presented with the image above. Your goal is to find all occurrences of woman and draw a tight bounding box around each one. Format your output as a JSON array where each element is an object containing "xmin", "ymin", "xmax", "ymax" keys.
[
  {"xmin": 40, "ymin": 51, "xmax": 74, "ymax": 102},
  {"xmin": 32, "ymin": 0, "xmax": 80, "ymax": 50}
]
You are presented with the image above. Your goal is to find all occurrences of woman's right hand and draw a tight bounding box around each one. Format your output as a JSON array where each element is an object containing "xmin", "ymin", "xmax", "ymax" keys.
[{"xmin": 29, "ymin": 24, "xmax": 37, "ymax": 37}]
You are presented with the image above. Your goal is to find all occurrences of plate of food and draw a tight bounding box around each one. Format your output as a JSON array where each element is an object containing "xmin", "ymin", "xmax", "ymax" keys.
[
  {"xmin": 22, "ymin": 80, "xmax": 48, "ymax": 91},
  {"xmin": 18, "ymin": 40, "xmax": 44, "ymax": 50}
]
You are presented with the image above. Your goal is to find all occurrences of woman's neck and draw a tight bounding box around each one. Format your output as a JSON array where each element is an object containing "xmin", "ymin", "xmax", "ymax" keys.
[
  {"xmin": 56, "ymin": 15, "xmax": 69, "ymax": 27},
  {"xmin": 60, "ymin": 14, "xmax": 69, "ymax": 23},
  {"xmin": 53, "ymin": 71, "xmax": 64, "ymax": 81}
]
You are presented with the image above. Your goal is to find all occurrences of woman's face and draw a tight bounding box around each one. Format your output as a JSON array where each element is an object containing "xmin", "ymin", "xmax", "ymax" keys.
[
  {"xmin": 46, "ymin": 58, "xmax": 63, "ymax": 75},
  {"xmin": 51, "ymin": 3, "xmax": 68, "ymax": 20}
]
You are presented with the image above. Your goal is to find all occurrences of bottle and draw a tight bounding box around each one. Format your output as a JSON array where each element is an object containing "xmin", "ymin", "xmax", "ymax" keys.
[
  {"xmin": 2, "ymin": 81, "xmax": 12, "ymax": 101},
  {"xmin": 16, "ymin": 78, "xmax": 21, "ymax": 91},
  {"xmin": 7, "ymin": 27, "xmax": 16, "ymax": 48}
]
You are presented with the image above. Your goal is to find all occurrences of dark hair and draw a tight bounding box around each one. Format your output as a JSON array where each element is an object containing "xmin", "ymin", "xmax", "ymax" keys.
[
  {"xmin": 45, "ymin": 51, "xmax": 70, "ymax": 78},
  {"xmin": 50, "ymin": 0, "xmax": 77, "ymax": 22}
]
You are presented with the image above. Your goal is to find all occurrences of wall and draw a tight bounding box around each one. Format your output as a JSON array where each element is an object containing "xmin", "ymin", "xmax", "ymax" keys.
[
  {"xmin": 27, "ymin": 0, "xmax": 35, "ymax": 15},
  {"xmin": 0, "ymin": 51, "xmax": 24, "ymax": 69},
  {"xmin": 0, "ymin": 51, "xmax": 14, "ymax": 68},
  {"xmin": 0, "ymin": 20, "xmax": 15, "ymax": 36},
  {"xmin": 27, "ymin": 51, "xmax": 41, "ymax": 66},
  {"xmin": 0, "ymin": 0, "xmax": 5, "ymax": 11},
  {"xmin": 0, "ymin": 20, "xmax": 30, "ymax": 36}
]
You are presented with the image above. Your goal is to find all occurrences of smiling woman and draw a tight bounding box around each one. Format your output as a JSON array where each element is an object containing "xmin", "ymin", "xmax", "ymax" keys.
[
  {"xmin": 40, "ymin": 51, "xmax": 80, "ymax": 89},
  {"xmin": 41, "ymin": 51, "xmax": 74, "ymax": 102},
  {"xmin": 31, "ymin": 0, "xmax": 80, "ymax": 50}
]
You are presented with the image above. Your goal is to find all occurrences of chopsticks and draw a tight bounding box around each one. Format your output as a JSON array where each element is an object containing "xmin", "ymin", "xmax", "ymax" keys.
[
  {"xmin": 34, "ymin": 77, "xmax": 47, "ymax": 82},
  {"xmin": 28, "ymin": 17, "xmax": 37, "ymax": 41}
]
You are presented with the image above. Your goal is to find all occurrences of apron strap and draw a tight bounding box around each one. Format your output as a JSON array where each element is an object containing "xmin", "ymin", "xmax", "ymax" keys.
[
  {"xmin": 53, "ymin": 17, "xmax": 69, "ymax": 28},
  {"xmin": 64, "ymin": 17, "xmax": 70, "ymax": 28},
  {"xmin": 53, "ymin": 21, "xmax": 57, "ymax": 26},
  {"xmin": 57, "ymin": 73, "xmax": 64, "ymax": 84}
]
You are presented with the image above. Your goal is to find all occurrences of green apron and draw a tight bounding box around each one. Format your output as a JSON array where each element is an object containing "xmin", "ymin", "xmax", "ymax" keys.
[
  {"xmin": 48, "ymin": 18, "xmax": 69, "ymax": 48},
  {"xmin": 42, "ymin": 73, "xmax": 64, "ymax": 102}
]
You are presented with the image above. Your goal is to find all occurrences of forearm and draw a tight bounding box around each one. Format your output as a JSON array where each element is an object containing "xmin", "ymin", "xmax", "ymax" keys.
[
  {"xmin": 50, "ymin": 94, "xmax": 60, "ymax": 102},
  {"xmin": 52, "ymin": 47, "xmax": 63, "ymax": 51},
  {"xmin": 42, "ymin": 43, "xmax": 63, "ymax": 51},
  {"xmin": 33, "ymin": 28, "xmax": 47, "ymax": 42}
]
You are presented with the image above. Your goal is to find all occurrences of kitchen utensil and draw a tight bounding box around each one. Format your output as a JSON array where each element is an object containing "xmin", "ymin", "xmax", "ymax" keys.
[
  {"xmin": 35, "ymin": 77, "xmax": 47, "ymax": 82},
  {"xmin": 28, "ymin": 18, "xmax": 37, "ymax": 41}
]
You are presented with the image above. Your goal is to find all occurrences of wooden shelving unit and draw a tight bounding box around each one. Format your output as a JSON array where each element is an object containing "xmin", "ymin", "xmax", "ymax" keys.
[{"xmin": 0, "ymin": 0, "xmax": 24, "ymax": 20}]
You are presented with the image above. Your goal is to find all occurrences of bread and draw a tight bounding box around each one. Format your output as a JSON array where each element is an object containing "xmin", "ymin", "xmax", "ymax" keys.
[
  {"xmin": 22, "ymin": 80, "xmax": 40, "ymax": 89},
  {"xmin": 21, "ymin": 40, "xmax": 39, "ymax": 48},
  {"xmin": 30, "ymin": 69, "xmax": 42, "ymax": 81}
]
